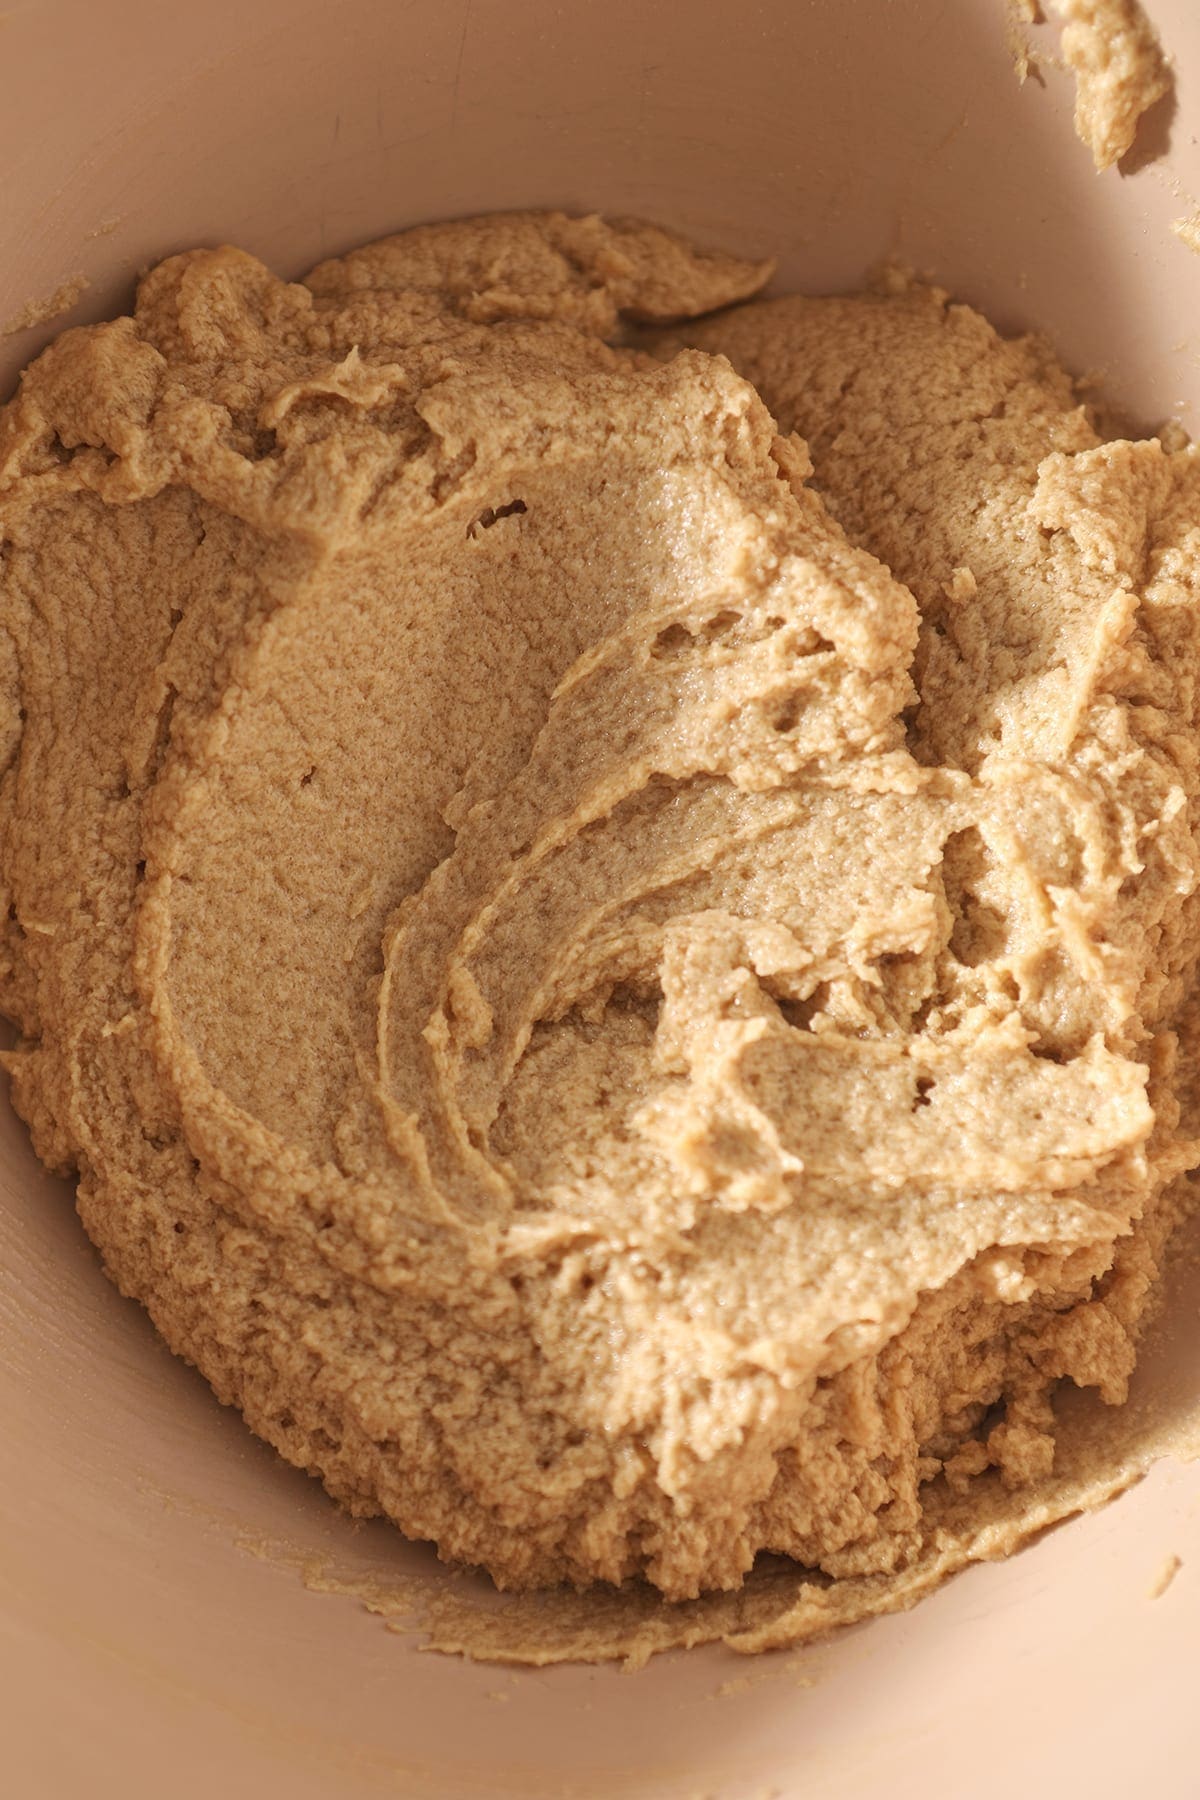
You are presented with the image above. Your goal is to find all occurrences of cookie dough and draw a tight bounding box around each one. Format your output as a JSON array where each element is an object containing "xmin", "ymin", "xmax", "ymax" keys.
[
  {"xmin": 1054, "ymin": 0, "xmax": 1170, "ymax": 170},
  {"xmin": 1006, "ymin": 1, "xmax": 1170, "ymax": 171},
  {"xmin": 1, "ymin": 213, "xmax": 1198, "ymax": 1627}
]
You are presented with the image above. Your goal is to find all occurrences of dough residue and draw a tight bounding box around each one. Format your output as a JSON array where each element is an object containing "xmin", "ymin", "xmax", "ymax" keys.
[
  {"xmin": 1053, "ymin": 0, "xmax": 1171, "ymax": 169},
  {"xmin": 1171, "ymin": 214, "xmax": 1200, "ymax": 255},
  {"xmin": 2, "ymin": 211, "xmax": 1199, "ymax": 1663},
  {"xmin": 1004, "ymin": 0, "xmax": 1041, "ymax": 86},
  {"xmin": 1149, "ymin": 1549, "xmax": 1182, "ymax": 1597},
  {"xmin": 2, "ymin": 273, "xmax": 89, "ymax": 339}
]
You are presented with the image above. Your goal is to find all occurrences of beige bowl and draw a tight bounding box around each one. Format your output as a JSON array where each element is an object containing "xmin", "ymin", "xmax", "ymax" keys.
[{"xmin": 2, "ymin": 3, "xmax": 1199, "ymax": 1795}]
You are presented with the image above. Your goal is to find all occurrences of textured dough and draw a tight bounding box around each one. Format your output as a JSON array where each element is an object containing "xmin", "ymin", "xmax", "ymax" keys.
[
  {"xmin": 1054, "ymin": 0, "xmax": 1170, "ymax": 170},
  {"xmin": 1, "ymin": 214, "xmax": 1198, "ymax": 1642},
  {"xmin": 1005, "ymin": 1, "xmax": 1171, "ymax": 170}
]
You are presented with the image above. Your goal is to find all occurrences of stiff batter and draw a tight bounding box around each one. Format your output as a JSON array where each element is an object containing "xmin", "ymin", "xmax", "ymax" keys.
[{"xmin": 1, "ymin": 213, "xmax": 1198, "ymax": 1644}]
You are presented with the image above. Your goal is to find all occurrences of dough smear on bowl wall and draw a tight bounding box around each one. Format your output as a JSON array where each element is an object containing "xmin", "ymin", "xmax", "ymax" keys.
[{"xmin": 1, "ymin": 209, "xmax": 1198, "ymax": 1662}]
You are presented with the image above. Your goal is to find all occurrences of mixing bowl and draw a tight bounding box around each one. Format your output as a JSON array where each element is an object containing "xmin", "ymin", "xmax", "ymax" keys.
[{"xmin": 2, "ymin": 2, "xmax": 1199, "ymax": 1794}]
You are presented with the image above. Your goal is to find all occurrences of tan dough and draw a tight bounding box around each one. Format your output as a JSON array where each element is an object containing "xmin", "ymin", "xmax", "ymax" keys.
[
  {"xmin": 2, "ymin": 273, "xmax": 89, "ymax": 339},
  {"xmin": 2, "ymin": 214, "xmax": 1199, "ymax": 1655},
  {"xmin": 1054, "ymin": 0, "xmax": 1171, "ymax": 170}
]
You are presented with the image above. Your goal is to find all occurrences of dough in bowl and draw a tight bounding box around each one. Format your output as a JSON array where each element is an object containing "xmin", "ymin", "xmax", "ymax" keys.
[{"xmin": 1, "ymin": 213, "xmax": 1197, "ymax": 1638}]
